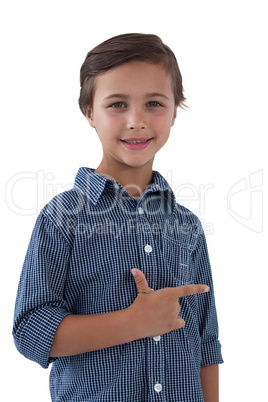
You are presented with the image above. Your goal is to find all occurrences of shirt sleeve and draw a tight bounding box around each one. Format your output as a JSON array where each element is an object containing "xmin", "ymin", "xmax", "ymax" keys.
[
  {"xmin": 193, "ymin": 221, "xmax": 224, "ymax": 367},
  {"xmin": 12, "ymin": 210, "xmax": 72, "ymax": 369}
]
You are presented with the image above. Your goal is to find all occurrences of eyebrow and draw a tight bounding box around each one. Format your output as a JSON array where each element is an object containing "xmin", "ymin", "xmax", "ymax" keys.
[{"xmin": 104, "ymin": 92, "xmax": 170, "ymax": 101}]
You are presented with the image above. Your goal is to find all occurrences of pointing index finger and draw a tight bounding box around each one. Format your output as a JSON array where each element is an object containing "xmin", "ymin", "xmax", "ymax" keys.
[{"xmin": 174, "ymin": 284, "xmax": 210, "ymax": 298}]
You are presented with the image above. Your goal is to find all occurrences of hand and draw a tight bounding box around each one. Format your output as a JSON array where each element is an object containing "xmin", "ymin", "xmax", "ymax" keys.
[{"xmin": 128, "ymin": 268, "xmax": 209, "ymax": 339}]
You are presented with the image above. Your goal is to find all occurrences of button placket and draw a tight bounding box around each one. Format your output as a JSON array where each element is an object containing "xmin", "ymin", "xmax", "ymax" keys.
[{"xmin": 136, "ymin": 201, "xmax": 166, "ymax": 400}]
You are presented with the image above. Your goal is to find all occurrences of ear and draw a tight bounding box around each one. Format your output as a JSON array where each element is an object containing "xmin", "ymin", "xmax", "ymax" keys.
[
  {"xmin": 171, "ymin": 105, "xmax": 178, "ymax": 127},
  {"xmin": 86, "ymin": 107, "xmax": 95, "ymax": 128}
]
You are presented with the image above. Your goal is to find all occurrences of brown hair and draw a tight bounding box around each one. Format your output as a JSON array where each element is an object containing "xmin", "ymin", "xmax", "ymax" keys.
[{"xmin": 79, "ymin": 33, "xmax": 187, "ymax": 116}]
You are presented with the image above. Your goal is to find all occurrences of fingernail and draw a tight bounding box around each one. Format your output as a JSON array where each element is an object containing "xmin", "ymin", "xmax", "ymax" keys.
[
  {"xmin": 204, "ymin": 286, "xmax": 210, "ymax": 292},
  {"xmin": 131, "ymin": 269, "xmax": 138, "ymax": 277}
]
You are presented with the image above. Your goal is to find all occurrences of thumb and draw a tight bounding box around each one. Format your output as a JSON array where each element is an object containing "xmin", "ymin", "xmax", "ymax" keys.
[{"xmin": 131, "ymin": 268, "xmax": 151, "ymax": 294}]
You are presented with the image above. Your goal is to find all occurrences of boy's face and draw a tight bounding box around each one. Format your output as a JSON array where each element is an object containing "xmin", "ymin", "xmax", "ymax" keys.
[{"xmin": 87, "ymin": 61, "xmax": 178, "ymax": 173}]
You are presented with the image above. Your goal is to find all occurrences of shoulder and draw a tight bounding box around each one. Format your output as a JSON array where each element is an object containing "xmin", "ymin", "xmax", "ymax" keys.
[
  {"xmin": 39, "ymin": 188, "xmax": 86, "ymax": 246},
  {"xmin": 174, "ymin": 202, "xmax": 202, "ymax": 232},
  {"xmin": 42, "ymin": 188, "xmax": 86, "ymax": 217}
]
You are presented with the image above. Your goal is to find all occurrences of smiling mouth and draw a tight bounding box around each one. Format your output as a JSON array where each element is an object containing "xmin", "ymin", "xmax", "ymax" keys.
[
  {"xmin": 121, "ymin": 138, "xmax": 153, "ymax": 144},
  {"xmin": 120, "ymin": 137, "xmax": 153, "ymax": 150}
]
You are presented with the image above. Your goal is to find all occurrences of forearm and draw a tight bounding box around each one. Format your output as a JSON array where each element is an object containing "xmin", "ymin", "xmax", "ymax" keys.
[
  {"xmin": 49, "ymin": 274, "xmax": 211, "ymax": 358},
  {"xmin": 49, "ymin": 308, "xmax": 138, "ymax": 357},
  {"xmin": 200, "ymin": 364, "xmax": 219, "ymax": 402}
]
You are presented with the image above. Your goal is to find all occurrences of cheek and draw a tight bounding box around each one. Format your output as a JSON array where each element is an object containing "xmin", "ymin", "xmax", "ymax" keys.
[
  {"xmin": 101, "ymin": 113, "xmax": 125, "ymax": 130},
  {"xmin": 96, "ymin": 117, "xmax": 124, "ymax": 143},
  {"xmin": 151, "ymin": 114, "xmax": 173, "ymax": 131}
]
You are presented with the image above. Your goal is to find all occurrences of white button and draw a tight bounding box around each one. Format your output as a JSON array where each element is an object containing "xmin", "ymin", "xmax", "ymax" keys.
[
  {"xmin": 154, "ymin": 383, "xmax": 162, "ymax": 393},
  {"xmin": 138, "ymin": 207, "xmax": 144, "ymax": 214},
  {"xmin": 153, "ymin": 336, "xmax": 161, "ymax": 342},
  {"xmin": 144, "ymin": 244, "xmax": 152, "ymax": 253}
]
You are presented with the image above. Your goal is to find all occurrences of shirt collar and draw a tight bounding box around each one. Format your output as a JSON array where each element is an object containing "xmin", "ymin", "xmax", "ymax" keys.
[{"xmin": 74, "ymin": 167, "xmax": 176, "ymax": 209}]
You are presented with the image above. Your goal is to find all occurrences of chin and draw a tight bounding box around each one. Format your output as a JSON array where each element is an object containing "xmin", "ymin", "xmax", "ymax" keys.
[{"xmin": 126, "ymin": 161, "xmax": 153, "ymax": 170}]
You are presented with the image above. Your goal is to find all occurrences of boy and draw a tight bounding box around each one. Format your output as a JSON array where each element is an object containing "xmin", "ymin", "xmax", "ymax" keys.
[{"xmin": 13, "ymin": 33, "xmax": 223, "ymax": 401}]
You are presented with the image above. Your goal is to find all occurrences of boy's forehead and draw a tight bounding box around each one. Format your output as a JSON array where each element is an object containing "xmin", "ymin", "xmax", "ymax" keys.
[{"xmin": 95, "ymin": 61, "xmax": 173, "ymax": 97}]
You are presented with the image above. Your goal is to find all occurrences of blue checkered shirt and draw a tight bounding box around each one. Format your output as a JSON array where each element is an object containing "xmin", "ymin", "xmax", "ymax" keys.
[{"xmin": 13, "ymin": 167, "xmax": 223, "ymax": 401}]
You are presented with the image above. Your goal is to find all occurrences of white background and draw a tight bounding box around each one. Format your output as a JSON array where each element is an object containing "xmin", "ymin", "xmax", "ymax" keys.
[{"xmin": 1, "ymin": 1, "xmax": 267, "ymax": 400}]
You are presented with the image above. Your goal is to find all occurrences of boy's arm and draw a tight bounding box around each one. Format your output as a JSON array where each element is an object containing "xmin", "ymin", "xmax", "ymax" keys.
[
  {"xmin": 193, "ymin": 222, "xmax": 224, "ymax": 367},
  {"xmin": 50, "ymin": 269, "xmax": 209, "ymax": 357},
  {"xmin": 50, "ymin": 309, "xmax": 136, "ymax": 357},
  {"xmin": 200, "ymin": 364, "xmax": 219, "ymax": 402},
  {"xmin": 12, "ymin": 211, "xmax": 72, "ymax": 369}
]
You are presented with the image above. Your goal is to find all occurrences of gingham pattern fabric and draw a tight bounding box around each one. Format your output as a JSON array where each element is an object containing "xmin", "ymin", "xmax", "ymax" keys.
[{"xmin": 13, "ymin": 167, "xmax": 223, "ymax": 402}]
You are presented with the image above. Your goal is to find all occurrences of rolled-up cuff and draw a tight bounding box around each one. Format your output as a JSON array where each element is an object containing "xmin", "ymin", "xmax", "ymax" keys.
[
  {"xmin": 201, "ymin": 339, "xmax": 224, "ymax": 367},
  {"xmin": 13, "ymin": 306, "xmax": 71, "ymax": 369}
]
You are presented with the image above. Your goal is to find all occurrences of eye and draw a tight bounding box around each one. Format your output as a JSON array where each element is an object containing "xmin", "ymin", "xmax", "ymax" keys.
[
  {"xmin": 147, "ymin": 101, "xmax": 162, "ymax": 107},
  {"xmin": 110, "ymin": 102, "xmax": 127, "ymax": 109}
]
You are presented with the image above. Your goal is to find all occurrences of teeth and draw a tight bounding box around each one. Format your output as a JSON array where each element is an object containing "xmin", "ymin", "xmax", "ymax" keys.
[{"xmin": 125, "ymin": 140, "xmax": 148, "ymax": 144}]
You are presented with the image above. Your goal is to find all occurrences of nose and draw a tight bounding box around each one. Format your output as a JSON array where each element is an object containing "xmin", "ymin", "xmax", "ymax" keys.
[{"xmin": 127, "ymin": 108, "xmax": 147, "ymax": 130}]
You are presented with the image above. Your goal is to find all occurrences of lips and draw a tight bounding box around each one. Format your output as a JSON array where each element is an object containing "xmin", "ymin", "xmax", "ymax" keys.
[{"xmin": 120, "ymin": 137, "xmax": 153, "ymax": 150}]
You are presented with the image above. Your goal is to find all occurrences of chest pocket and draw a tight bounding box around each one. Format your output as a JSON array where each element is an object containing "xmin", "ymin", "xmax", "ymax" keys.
[{"xmin": 161, "ymin": 235, "xmax": 193, "ymax": 285}]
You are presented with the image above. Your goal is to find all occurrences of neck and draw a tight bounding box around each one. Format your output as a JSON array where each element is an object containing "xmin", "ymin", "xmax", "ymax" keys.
[{"xmin": 94, "ymin": 161, "xmax": 154, "ymax": 199}]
